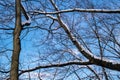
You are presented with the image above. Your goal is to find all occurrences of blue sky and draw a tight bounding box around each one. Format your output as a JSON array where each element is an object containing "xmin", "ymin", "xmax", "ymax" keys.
[{"xmin": 0, "ymin": 0, "xmax": 120, "ymax": 79}]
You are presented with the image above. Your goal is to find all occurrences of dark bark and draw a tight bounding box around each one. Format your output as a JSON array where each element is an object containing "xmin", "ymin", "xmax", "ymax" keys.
[
  {"xmin": 19, "ymin": 61, "xmax": 91, "ymax": 76},
  {"xmin": 49, "ymin": 0, "xmax": 120, "ymax": 71},
  {"xmin": 10, "ymin": 0, "xmax": 22, "ymax": 80}
]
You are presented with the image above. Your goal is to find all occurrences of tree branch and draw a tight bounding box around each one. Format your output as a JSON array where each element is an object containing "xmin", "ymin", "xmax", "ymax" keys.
[
  {"xmin": 21, "ymin": 3, "xmax": 31, "ymax": 26},
  {"xmin": 49, "ymin": 0, "xmax": 120, "ymax": 71},
  {"xmin": 0, "ymin": 28, "xmax": 14, "ymax": 30},
  {"xmin": 19, "ymin": 61, "xmax": 91, "ymax": 76},
  {"xmin": 0, "ymin": 70, "xmax": 9, "ymax": 73},
  {"xmin": 33, "ymin": 8, "xmax": 120, "ymax": 15}
]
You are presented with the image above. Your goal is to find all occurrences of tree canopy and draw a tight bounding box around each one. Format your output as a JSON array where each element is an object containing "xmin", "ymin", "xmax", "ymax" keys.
[{"xmin": 0, "ymin": 0, "xmax": 120, "ymax": 80}]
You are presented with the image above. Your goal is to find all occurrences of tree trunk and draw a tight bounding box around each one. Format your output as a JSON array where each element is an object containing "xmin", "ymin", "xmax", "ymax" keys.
[{"xmin": 10, "ymin": 0, "xmax": 22, "ymax": 80}]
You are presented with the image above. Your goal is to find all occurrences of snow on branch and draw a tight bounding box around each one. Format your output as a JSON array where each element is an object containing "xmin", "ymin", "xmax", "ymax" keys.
[
  {"xmin": 19, "ymin": 57, "xmax": 120, "ymax": 76},
  {"xmin": 21, "ymin": 14, "xmax": 31, "ymax": 26},
  {"xmin": 21, "ymin": 3, "xmax": 31, "ymax": 26},
  {"xmin": 58, "ymin": 14, "xmax": 120, "ymax": 71},
  {"xmin": 49, "ymin": 0, "xmax": 120, "ymax": 71},
  {"xmin": 33, "ymin": 8, "xmax": 120, "ymax": 14}
]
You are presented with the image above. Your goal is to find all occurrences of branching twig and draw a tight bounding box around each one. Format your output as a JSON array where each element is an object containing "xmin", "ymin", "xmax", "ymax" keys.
[
  {"xmin": 19, "ymin": 61, "xmax": 91, "ymax": 76},
  {"xmin": 49, "ymin": 0, "xmax": 120, "ymax": 71}
]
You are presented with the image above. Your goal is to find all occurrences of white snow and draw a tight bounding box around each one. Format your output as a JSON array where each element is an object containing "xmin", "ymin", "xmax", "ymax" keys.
[{"xmin": 22, "ymin": 14, "xmax": 31, "ymax": 26}]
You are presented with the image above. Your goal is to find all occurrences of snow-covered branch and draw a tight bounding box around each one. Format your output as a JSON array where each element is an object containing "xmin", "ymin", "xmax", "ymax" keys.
[
  {"xmin": 49, "ymin": 0, "xmax": 120, "ymax": 71},
  {"xmin": 19, "ymin": 58, "xmax": 120, "ymax": 76},
  {"xmin": 33, "ymin": 8, "xmax": 120, "ymax": 15},
  {"xmin": 21, "ymin": 3, "xmax": 31, "ymax": 26},
  {"xmin": 21, "ymin": 14, "xmax": 31, "ymax": 26}
]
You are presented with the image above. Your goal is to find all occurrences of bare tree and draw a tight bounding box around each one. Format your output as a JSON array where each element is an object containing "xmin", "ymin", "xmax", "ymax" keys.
[{"xmin": 0, "ymin": 0, "xmax": 120, "ymax": 80}]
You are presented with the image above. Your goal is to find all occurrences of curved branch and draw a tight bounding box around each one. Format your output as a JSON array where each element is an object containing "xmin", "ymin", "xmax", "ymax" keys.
[
  {"xmin": 0, "ymin": 70, "xmax": 10, "ymax": 73},
  {"xmin": 19, "ymin": 61, "xmax": 91, "ymax": 76},
  {"xmin": 49, "ymin": 0, "xmax": 120, "ymax": 71}
]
